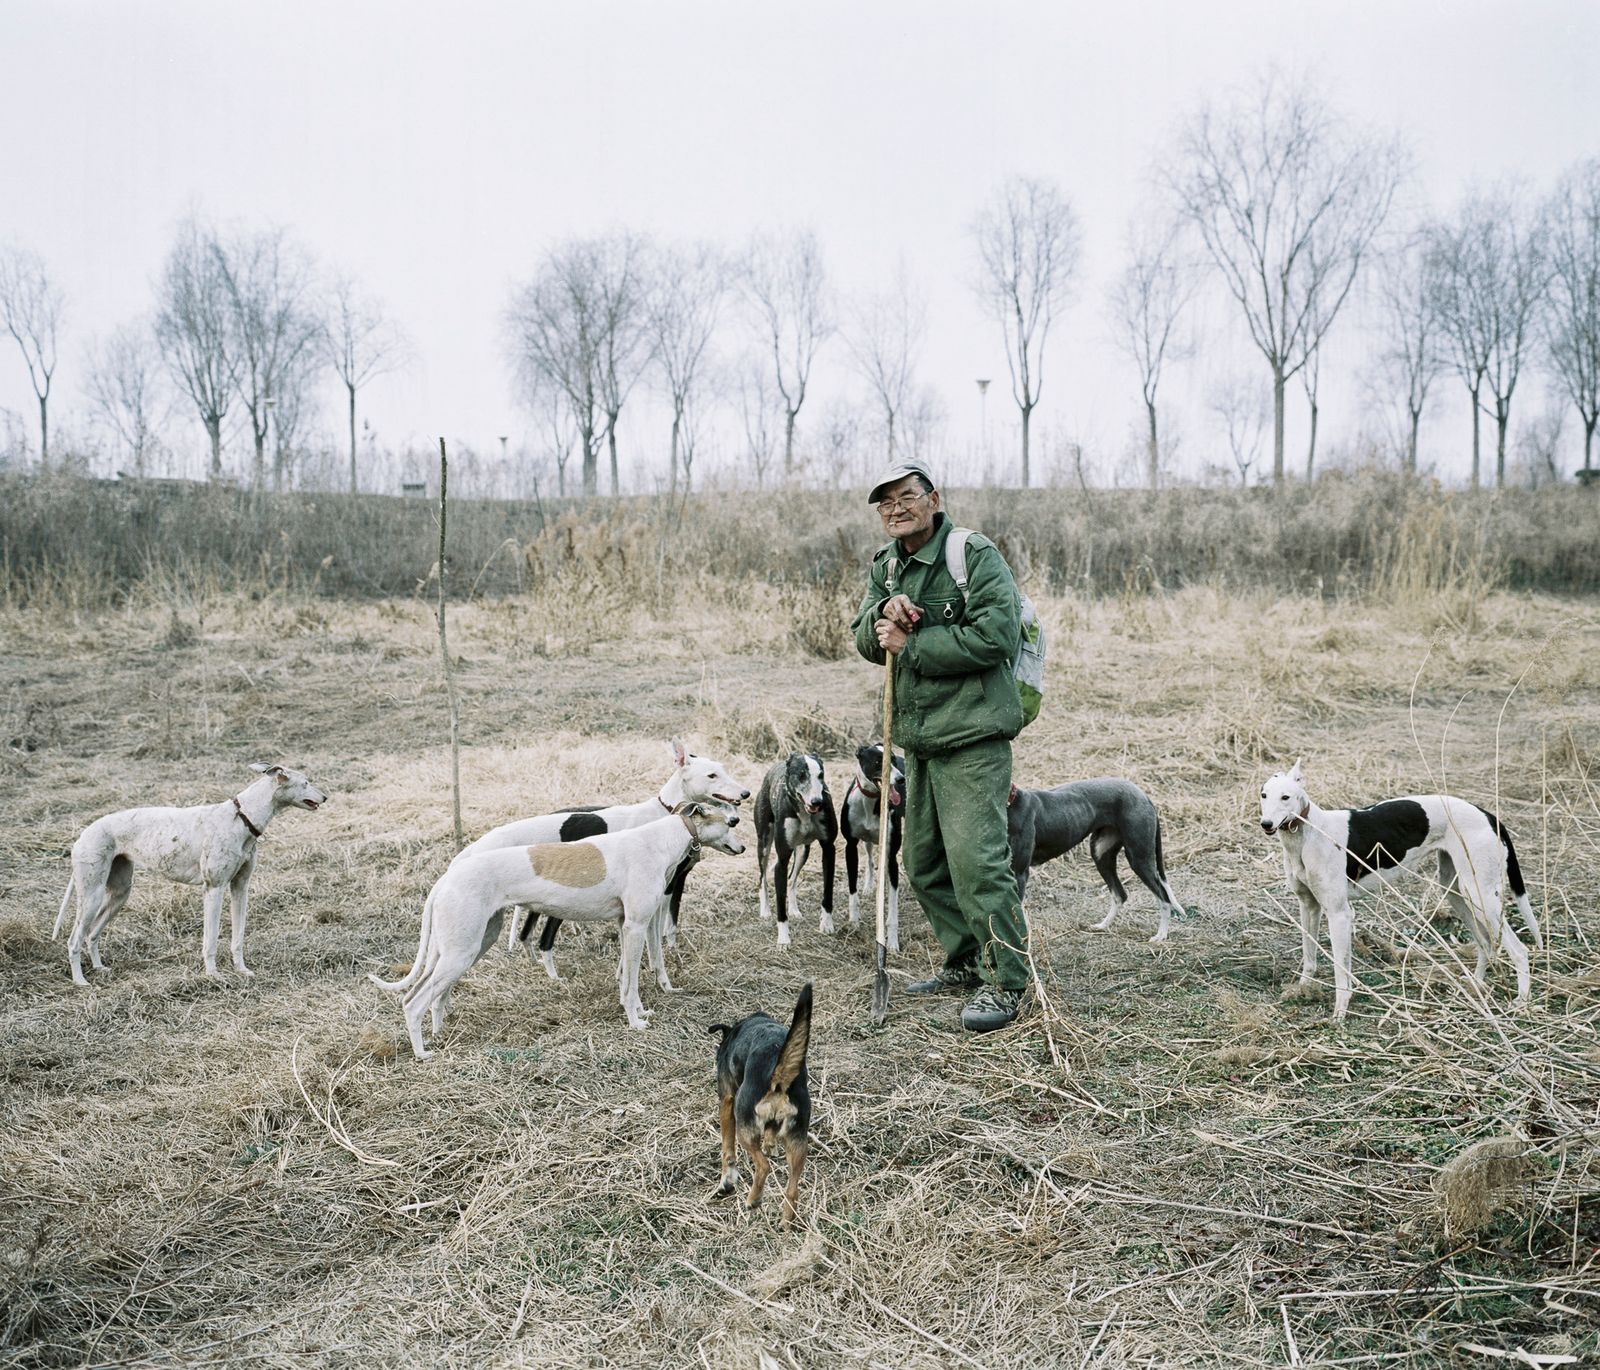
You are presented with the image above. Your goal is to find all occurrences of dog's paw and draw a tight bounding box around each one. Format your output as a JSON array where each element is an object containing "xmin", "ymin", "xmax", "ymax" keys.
[
  {"xmin": 236, "ymin": 965, "xmax": 256, "ymax": 978},
  {"xmin": 1147, "ymin": 931, "xmax": 1169, "ymax": 944},
  {"xmin": 818, "ymin": 913, "xmax": 836, "ymax": 935},
  {"xmin": 711, "ymin": 1172, "xmax": 740, "ymax": 1201}
]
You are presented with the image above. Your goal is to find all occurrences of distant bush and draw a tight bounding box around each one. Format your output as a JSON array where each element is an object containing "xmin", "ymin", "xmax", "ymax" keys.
[{"xmin": 0, "ymin": 471, "xmax": 1595, "ymax": 609}]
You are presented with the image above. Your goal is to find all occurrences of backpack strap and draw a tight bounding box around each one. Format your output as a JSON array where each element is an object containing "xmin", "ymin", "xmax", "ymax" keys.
[{"xmin": 944, "ymin": 527, "xmax": 973, "ymax": 601}]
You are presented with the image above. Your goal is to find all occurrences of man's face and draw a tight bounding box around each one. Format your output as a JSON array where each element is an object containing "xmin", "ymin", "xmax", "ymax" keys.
[{"xmin": 877, "ymin": 476, "xmax": 939, "ymax": 544}]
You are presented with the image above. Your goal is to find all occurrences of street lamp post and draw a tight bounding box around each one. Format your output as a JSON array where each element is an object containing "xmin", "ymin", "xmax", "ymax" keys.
[{"xmin": 975, "ymin": 379, "xmax": 991, "ymax": 475}]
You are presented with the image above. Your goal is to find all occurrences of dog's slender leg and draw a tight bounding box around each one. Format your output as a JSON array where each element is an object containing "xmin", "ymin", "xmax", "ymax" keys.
[
  {"xmin": 229, "ymin": 861, "xmax": 255, "ymax": 977},
  {"xmin": 758, "ymin": 848, "xmax": 772, "ymax": 921},
  {"xmin": 774, "ymin": 849, "xmax": 792, "ymax": 947},
  {"xmin": 201, "ymin": 885, "xmax": 227, "ymax": 976},
  {"xmin": 665, "ymin": 863, "xmax": 688, "ymax": 951},
  {"xmin": 617, "ymin": 914, "xmax": 650, "ymax": 1030},
  {"xmin": 1326, "ymin": 897, "xmax": 1355, "ymax": 1021},
  {"xmin": 649, "ymin": 900, "xmax": 676, "ymax": 993},
  {"xmin": 789, "ymin": 844, "xmax": 808, "ymax": 923},
  {"xmin": 818, "ymin": 837, "xmax": 836, "ymax": 935},
  {"xmin": 67, "ymin": 869, "xmax": 100, "ymax": 986},
  {"xmin": 887, "ymin": 858, "xmax": 900, "ymax": 954},
  {"xmin": 781, "ymin": 1134, "xmax": 809, "ymax": 1231},
  {"xmin": 1089, "ymin": 832, "xmax": 1129, "ymax": 934},
  {"xmin": 742, "ymin": 1139, "xmax": 771, "ymax": 1213},
  {"xmin": 86, "ymin": 856, "xmax": 132, "ymax": 973},
  {"xmin": 713, "ymin": 1093, "xmax": 739, "ymax": 1197},
  {"xmin": 1295, "ymin": 887, "xmax": 1321, "ymax": 984},
  {"xmin": 535, "ymin": 913, "xmax": 562, "ymax": 981},
  {"xmin": 845, "ymin": 838, "xmax": 861, "ymax": 928},
  {"xmin": 1124, "ymin": 845, "xmax": 1174, "ymax": 943}
]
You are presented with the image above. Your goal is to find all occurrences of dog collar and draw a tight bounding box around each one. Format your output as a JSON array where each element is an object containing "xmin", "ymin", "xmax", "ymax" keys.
[
  {"xmin": 232, "ymin": 797, "xmax": 264, "ymax": 839},
  {"xmin": 1281, "ymin": 802, "xmax": 1310, "ymax": 834},
  {"xmin": 1007, "ymin": 783, "xmax": 1019, "ymax": 807},
  {"xmin": 678, "ymin": 811, "xmax": 702, "ymax": 855},
  {"xmin": 658, "ymin": 796, "xmax": 673, "ymax": 812},
  {"xmin": 854, "ymin": 775, "xmax": 880, "ymax": 799}
]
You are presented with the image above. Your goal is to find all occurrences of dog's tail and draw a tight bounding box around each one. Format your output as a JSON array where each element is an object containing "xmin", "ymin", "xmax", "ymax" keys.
[
  {"xmin": 1152, "ymin": 813, "xmax": 1183, "ymax": 908},
  {"xmin": 52, "ymin": 872, "xmax": 75, "ymax": 939},
  {"xmin": 369, "ymin": 887, "xmax": 437, "ymax": 992}
]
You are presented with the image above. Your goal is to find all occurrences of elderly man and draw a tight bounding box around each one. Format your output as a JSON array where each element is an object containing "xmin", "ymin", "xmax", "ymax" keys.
[{"xmin": 851, "ymin": 461, "xmax": 1031, "ymax": 1031}]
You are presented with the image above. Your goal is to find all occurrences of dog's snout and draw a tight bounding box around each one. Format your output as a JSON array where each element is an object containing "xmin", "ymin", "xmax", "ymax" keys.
[
  {"xmin": 728, "ymin": 814, "xmax": 739, "ymax": 826},
  {"xmin": 1260, "ymin": 820, "xmax": 1274, "ymax": 833}
]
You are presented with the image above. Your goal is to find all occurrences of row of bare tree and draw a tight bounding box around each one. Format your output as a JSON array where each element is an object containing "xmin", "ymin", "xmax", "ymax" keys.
[
  {"xmin": 1106, "ymin": 81, "xmax": 1600, "ymax": 490},
  {"xmin": 503, "ymin": 230, "xmax": 945, "ymax": 498},
  {"xmin": 0, "ymin": 216, "xmax": 408, "ymax": 491},
  {"xmin": 4, "ymin": 76, "xmax": 1596, "ymax": 493}
]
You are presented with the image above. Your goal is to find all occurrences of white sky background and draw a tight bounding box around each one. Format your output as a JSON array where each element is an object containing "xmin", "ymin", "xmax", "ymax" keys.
[{"xmin": 1, "ymin": 0, "xmax": 1597, "ymax": 490}]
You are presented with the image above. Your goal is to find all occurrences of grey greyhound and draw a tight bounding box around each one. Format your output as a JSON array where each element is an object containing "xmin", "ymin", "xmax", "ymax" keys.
[{"xmin": 1007, "ymin": 778, "xmax": 1185, "ymax": 941}]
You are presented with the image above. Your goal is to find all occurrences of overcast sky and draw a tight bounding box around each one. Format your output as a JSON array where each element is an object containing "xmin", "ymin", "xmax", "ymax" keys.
[{"xmin": 2, "ymin": 0, "xmax": 1597, "ymax": 488}]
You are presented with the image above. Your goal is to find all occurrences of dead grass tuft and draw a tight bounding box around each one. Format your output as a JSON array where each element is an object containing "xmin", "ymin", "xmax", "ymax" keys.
[{"xmin": 1433, "ymin": 1136, "xmax": 1533, "ymax": 1237}]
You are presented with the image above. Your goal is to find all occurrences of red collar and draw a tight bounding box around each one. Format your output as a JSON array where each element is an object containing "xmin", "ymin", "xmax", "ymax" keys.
[
  {"xmin": 232, "ymin": 797, "xmax": 264, "ymax": 839},
  {"xmin": 1007, "ymin": 783, "xmax": 1019, "ymax": 807},
  {"xmin": 1281, "ymin": 802, "xmax": 1310, "ymax": 834}
]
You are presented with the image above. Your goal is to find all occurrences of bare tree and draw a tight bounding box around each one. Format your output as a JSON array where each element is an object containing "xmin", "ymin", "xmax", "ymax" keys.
[
  {"xmin": 1373, "ymin": 233, "xmax": 1445, "ymax": 474},
  {"xmin": 742, "ymin": 229, "xmax": 833, "ymax": 481},
  {"xmin": 649, "ymin": 240, "xmax": 728, "ymax": 496},
  {"xmin": 847, "ymin": 261, "xmax": 926, "ymax": 463},
  {"xmin": 85, "ymin": 320, "xmax": 166, "ymax": 476},
  {"xmin": 1515, "ymin": 402, "xmax": 1564, "ymax": 488},
  {"xmin": 1300, "ymin": 342, "xmax": 1323, "ymax": 480},
  {"xmin": 970, "ymin": 176, "xmax": 1083, "ymax": 486},
  {"xmin": 1108, "ymin": 220, "xmax": 1196, "ymax": 488},
  {"xmin": 506, "ymin": 241, "xmax": 604, "ymax": 496},
  {"xmin": 155, "ymin": 217, "xmax": 233, "ymax": 479},
  {"xmin": 0, "ymin": 244, "xmax": 65, "ymax": 470},
  {"xmin": 1430, "ymin": 187, "xmax": 1547, "ymax": 489},
  {"xmin": 900, "ymin": 384, "xmax": 947, "ymax": 464},
  {"xmin": 1544, "ymin": 158, "xmax": 1600, "ymax": 477},
  {"xmin": 1169, "ymin": 76, "xmax": 1402, "ymax": 487},
  {"xmin": 589, "ymin": 232, "xmax": 653, "ymax": 495},
  {"xmin": 213, "ymin": 226, "xmax": 321, "ymax": 490},
  {"xmin": 531, "ymin": 382, "xmax": 578, "ymax": 498},
  {"xmin": 268, "ymin": 342, "xmax": 321, "ymax": 490},
  {"xmin": 736, "ymin": 361, "xmax": 780, "ymax": 489},
  {"xmin": 324, "ymin": 275, "xmax": 409, "ymax": 494},
  {"xmin": 1211, "ymin": 376, "xmax": 1270, "ymax": 486}
]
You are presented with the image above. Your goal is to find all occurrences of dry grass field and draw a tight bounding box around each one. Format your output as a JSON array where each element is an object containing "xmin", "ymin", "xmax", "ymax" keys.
[{"xmin": 1, "ymin": 569, "xmax": 1598, "ymax": 1368}]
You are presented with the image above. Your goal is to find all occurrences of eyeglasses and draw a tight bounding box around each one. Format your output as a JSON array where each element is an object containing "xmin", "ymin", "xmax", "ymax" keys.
[{"xmin": 877, "ymin": 491, "xmax": 931, "ymax": 516}]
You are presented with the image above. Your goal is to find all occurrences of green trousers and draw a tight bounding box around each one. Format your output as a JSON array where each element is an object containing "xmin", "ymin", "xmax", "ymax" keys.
[{"xmin": 902, "ymin": 738, "xmax": 1030, "ymax": 991}]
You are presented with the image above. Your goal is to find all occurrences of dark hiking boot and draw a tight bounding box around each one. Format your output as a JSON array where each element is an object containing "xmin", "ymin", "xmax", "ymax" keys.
[
  {"xmin": 960, "ymin": 984, "xmax": 1027, "ymax": 1032},
  {"xmin": 906, "ymin": 962, "xmax": 981, "ymax": 995}
]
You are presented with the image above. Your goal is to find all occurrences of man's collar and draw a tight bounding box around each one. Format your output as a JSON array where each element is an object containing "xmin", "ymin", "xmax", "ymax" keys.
[{"xmin": 898, "ymin": 511, "xmax": 950, "ymax": 564}]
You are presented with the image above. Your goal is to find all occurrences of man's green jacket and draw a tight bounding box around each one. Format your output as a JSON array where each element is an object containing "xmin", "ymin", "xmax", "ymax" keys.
[{"xmin": 852, "ymin": 512, "xmax": 1023, "ymax": 758}]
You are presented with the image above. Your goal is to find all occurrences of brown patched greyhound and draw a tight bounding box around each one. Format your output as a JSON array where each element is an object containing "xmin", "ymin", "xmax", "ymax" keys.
[
  {"xmin": 710, "ymin": 983, "xmax": 813, "ymax": 1229},
  {"xmin": 371, "ymin": 802, "xmax": 744, "ymax": 1059}
]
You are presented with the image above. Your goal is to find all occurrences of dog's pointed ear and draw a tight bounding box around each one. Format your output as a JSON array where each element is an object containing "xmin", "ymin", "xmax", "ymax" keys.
[
  {"xmin": 769, "ymin": 983, "xmax": 813, "ymax": 1093},
  {"xmin": 250, "ymin": 762, "xmax": 287, "ymax": 778},
  {"xmin": 670, "ymin": 737, "xmax": 689, "ymax": 769},
  {"xmin": 1289, "ymin": 757, "xmax": 1304, "ymax": 782}
]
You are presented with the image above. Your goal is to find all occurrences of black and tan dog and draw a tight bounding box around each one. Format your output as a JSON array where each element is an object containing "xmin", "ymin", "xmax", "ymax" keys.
[{"xmin": 709, "ymin": 983, "xmax": 813, "ymax": 1229}]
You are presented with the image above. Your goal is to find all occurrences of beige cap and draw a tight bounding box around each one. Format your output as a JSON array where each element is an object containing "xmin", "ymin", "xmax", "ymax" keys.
[{"xmin": 867, "ymin": 461, "xmax": 937, "ymax": 504}]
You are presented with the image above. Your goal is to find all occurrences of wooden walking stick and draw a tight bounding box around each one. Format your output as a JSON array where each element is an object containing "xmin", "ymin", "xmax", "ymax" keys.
[{"xmin": 870, "ymin": 651, "xmax": 894, "ymax": 1026}]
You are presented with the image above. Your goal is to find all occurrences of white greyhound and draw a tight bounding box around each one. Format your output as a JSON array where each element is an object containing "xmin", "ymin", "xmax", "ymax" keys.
[
  {"xmin": 1259, "ymin": 760, "xmax": 1541, "ymax": 1021},
  {"xmin": 54, "ymin": 764, "xmax": 327, "ymax": 984},
  {"xmin": 372, "ymin": 802, "xmax": 745, "ymax": 1059},
  {"xmin": 455, "ymin": 738, "xmax": 750, "ymax": 979}
]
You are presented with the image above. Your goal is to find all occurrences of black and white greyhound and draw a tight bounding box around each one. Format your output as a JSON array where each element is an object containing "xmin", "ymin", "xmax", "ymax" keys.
[
  {"xmin": 1007, "ymin": 778, "xmax": 1186, "ymax": 941},
  {"xmin": 754, "ymin": 753, "xmax": 837, "ymax": 946},
  {"xmin": 1260, "ymin": 760, "xmax": 1541, "ymax": 1020},
  {"xmin": 841, "ymin": 743, "xmax": 905, "ymax": 951}
]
